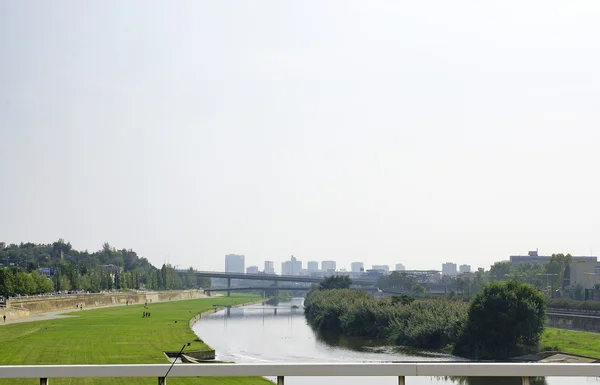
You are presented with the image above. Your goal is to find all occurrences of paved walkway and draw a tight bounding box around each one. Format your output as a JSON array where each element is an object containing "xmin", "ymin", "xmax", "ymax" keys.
[
  {"xmin": 0, "ymin": 294, "xmax": 216, "ymax": 327},
  {"xmin": 0, "ymin": 302, "xmax": 132, "ymax": 326}
]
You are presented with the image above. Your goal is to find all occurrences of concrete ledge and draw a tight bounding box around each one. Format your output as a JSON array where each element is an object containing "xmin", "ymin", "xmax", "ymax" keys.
[{"xmin": 2, "ymin": 363, "xmax": 600, "ymax": 379}]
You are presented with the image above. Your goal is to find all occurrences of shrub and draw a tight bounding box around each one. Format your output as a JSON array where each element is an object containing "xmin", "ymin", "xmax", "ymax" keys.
[{"xmin": 453, "ymin": 280, "xmax": 546, "ymax": 359}]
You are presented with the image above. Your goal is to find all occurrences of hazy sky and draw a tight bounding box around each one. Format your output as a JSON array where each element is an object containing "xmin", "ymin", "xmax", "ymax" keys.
[{"xmin": 2, "ymin": 1, "xmax": 600, "ymax": 273}]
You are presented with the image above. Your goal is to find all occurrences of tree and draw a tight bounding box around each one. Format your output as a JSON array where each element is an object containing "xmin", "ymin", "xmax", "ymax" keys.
[
  {"xmin": 319, "ymin": 275, "xmax": 352, "ymax": 290},
  {"xmin": 489, "ymin": 262, "xmax": 511, "ymax": 281},
  {"xmin": 0, "ymin": 268, "xmax": 16, "ymax": 297},
  {"xmin": 412, "ymin": 283, "xmax": 425, "ymax": 294},
  {"xmin": 453, "ymin": 280, "xmax": 546, "ymax": 359},
  {"xmin": 572, "ymin": 284, "xmax": 585, "ymax": 301}
]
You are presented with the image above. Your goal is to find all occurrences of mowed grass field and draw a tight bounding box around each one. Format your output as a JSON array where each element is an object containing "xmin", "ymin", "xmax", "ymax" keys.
[
  {"xmin": 0, "ymin": 294, "xmax": 271, "ymax": 385},
  {"xmin": 541, "ymin": 328, "xmax": 600, "ymax": 359}
]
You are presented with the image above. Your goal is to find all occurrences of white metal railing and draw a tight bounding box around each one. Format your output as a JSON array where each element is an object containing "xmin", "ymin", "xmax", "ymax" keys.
[{"xmin": 1, "ymin": 363, "xmax": 599, "ymax": 385}]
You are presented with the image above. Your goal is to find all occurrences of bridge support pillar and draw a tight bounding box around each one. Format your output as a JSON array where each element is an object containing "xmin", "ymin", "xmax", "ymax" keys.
[
  {"xmin": 522, "ymin": 377, "xmax": 530, "ymax": 385},
  {"xmin": 227, "ymin": 277, "xmax": 231, "ymax": 297},
  {"xmin": 274, "ymin": 280, "xmax": 279, "ymax": 300},
  {"xmin": 158, "ymin": 377, "xmax": 166, "ymax": 384},
  {"xmin": 277, "ymin": 376, "xmax": 284, "ymax": 385},
  {"xmin": 40, "ymin": 379, "xmax": 48, "ymax": 385},
  {"xmin": 398, "ymin": 376, "xmax": 405, "ymax": 385},
  {"xmin": 226, "ymin": 307, "xmax": 231, "ymax": 317},
  {"xmin": 274, "ymin": 308, "xmax": 277, "ymax": 316}
]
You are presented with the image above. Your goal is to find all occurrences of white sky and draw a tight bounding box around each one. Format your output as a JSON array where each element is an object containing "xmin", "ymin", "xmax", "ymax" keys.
[{"xmin": 2, "ymin": 1, "xmax": 600, "ymax": 273}]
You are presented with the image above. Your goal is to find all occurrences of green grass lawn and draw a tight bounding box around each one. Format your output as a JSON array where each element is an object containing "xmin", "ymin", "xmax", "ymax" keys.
[
  {"xmin": 0, "ymin": 294, "xmax": 272, "ymax": 385},
  {"xmin": 541, "ymin": 328, "xmax": 600, "ymax": 359}
]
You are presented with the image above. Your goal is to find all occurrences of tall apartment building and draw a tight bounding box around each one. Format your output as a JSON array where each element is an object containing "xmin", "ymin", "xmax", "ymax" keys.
[
  {"xmin": 264, "ymin": 261, "xmax": 275, "ymax": 274},
  {"xmin": 459, "ymin": 264, "xmax": 471, "ymax": 274},
  {"xmin": 282, "ymin": 256, "xmax": 302, "ymax": 276},
  {"xmin": 395, "ymin": 263, "xmax": 406, "ymax": 271},
  {"xmin": 307, "ymin": 261, "xmax": 319, "ymax": 273},
  {"xmin": 225, "ymin": 254, "xmax": 245, "ymax": 273},
  {"xmin": 442, "ymin": 262, "xmax": 457, "ymax": 277},
  {"xmin": 351, "ymin": 262, "xmax": 364, "ymax": 273},
  {"xmin": 322, "ymin": 260, "xmax": 336, "ymax": 272}
]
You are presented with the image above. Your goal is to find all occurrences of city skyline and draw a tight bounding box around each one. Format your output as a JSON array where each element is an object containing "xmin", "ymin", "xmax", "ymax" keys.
[{"xmin": 3, "ymin": 2, "xmax": 600, "ymax": 274}]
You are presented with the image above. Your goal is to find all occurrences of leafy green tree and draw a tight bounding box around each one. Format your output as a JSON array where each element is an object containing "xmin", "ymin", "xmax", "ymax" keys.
[
  {"xmin": 319, "ymin": 275, "xmax": 352, "ymax": 290},
  {"xmin": 0, "ymin": 268, "xmax": 16, "ymax": 297},
  {"xmin": 572, "ymin": 284, "xmax": 585, "ymax": 301},
  {"xmin": 489, "ymin": 262, "xmax": 511, "ymax": 281},
  {"xmin": 453, "ymin": 280, "xmax": 546, "ymax": 359},
  {"xmin": 412, "ymin": 283, "xmax": 425, "ymax": 294}
]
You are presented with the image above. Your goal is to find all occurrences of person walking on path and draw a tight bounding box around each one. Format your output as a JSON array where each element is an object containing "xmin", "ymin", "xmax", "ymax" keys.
[{"xmin": 3, "ymin": 315, "xmax": 6, "ymax": 322}]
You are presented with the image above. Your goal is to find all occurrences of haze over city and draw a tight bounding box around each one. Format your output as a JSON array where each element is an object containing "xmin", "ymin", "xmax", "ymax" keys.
[{"xmin": 2, "ymin": 1, "xmax": 600, "ymax": 273}]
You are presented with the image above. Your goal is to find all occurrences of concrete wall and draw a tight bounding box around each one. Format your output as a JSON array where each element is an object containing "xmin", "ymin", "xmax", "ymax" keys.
[
  {"xmin": 0, "ymin": 306, "xmax": 31, "ymax": 320},
  {"xmin": 7, "ymin": 290, "xmax": 206, "ymax": 314},
  {"xmin": 547, "ymin": 312, "xmax": 600, "ymax": 332}
]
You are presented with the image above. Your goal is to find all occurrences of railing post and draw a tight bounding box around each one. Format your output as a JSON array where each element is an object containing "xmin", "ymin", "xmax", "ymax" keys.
[
  {"xmin": 398, "ymin": 376, "xmax": 406, "ymax": 385},
  {"xmin": 40, "ymin": 379, "xmax": 48, "ymax": 385},
  {"xmin": 277, "ymin": 375, "xmax": 284, "ymax": 385},
  {"xmin": 158, "ymin": 377, "xmax": 166, "ymax": 384},
  {"xmin": 522, "ymin": 377, "xmax": 530, "ymax": 385}
]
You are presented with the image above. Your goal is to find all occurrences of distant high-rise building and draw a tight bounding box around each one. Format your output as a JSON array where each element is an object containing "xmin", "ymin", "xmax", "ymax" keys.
[
  {"xmin": 322, "ymin": 260, "xmax": 336, "ymax": 272},
  {"xmin": 246, "ymin": 265, "xmax": 259, "ymax": 274},
  {"xmin": 351, "ymin": 262, "xmax": 364, "ymax": 273},
  {"xmin": 225, "ymin": 254, "xmax": 245, "ymax": 273},
  {"xmin": 307, "ymin": 261, "xmax": 319, "ymax": 273},
  {"xmin": 442, "ymin": 262, "xmax": 457, "ymax": 277},
  {"xmin": 459, "ymin": 264, "xmax": 471, "ymax": 274},
  {"xmin": 395, "ymin": 263, "xmax": 406, "ymax": 271},
  {"xmin": 281, "ymin": 261, "xmax": 291, "ymax": 275},
  {"xmin": 290, "ymin": 255, "xmax": 302, "ymax": 276},
  {"xmin": 372, "ymin": 265, "xmax": 390, "ymax": 274},
  {"xmin": 264, "ymin": 261, "xmax": 275, "ymax": 274}
]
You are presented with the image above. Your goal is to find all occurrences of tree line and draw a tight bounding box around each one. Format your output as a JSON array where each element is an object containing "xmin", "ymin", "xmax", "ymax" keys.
[
  {"xmin": 304, "ymin": 276, "xmax": 546, "ymax": 359},
  {"xmin": 0, "ymin": 240, "xmax": 210, "ymax": 297}
]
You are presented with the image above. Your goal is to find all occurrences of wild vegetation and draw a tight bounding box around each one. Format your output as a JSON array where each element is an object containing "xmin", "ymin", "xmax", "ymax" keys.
[
  {"xmin": 305, "ymin": 276, "xmax": 546, "ymax": 359},
  {"xmin": 0, "ymin": 240, "xmax": 210, "ymax": 297}
]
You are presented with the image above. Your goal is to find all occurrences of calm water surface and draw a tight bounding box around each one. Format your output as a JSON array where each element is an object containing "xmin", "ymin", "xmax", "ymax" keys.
[{"xmin": 192, "ymin": 299, "xmax": 598, "ymax": 385}]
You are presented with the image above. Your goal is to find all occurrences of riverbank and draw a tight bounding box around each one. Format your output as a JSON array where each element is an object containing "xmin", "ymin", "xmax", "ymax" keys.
[
  {"xmin": 0, "ymin": 294, "xmax": 271, "ymax": 385},
  {"xmin": 541, "ymin": 328, "xmax": 600, "ymax": 359}
]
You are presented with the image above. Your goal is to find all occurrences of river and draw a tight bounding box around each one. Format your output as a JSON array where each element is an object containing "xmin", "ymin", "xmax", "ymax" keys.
[{"xmin": 192, "ymin": 299, "xmax": 597, "ymax": 385}]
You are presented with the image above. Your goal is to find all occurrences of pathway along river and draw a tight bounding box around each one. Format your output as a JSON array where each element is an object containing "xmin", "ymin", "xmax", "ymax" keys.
[{"xmin": 193, "ymin": 299, "xmax": 596, "ymax": 385}]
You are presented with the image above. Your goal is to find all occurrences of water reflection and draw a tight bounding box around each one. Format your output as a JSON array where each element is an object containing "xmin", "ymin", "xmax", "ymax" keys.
[{"xmin": 193, "ymin": 300, "xmax": 595, "ymax": 385}]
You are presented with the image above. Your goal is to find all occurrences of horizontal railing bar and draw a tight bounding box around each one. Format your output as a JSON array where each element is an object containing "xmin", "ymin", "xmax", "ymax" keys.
[{"xmin": 1, "ymin": 363, "xmax": 600, "ymax": 379}]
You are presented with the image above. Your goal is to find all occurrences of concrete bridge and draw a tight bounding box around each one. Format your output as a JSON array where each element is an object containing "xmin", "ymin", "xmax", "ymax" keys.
[
  {"xmin": 177, "ymin": 270, "xmax": 377, "ymax": 296},
  {"xmin": 205, "ymin": 286, "xmax": 380, "ymax": 296}
]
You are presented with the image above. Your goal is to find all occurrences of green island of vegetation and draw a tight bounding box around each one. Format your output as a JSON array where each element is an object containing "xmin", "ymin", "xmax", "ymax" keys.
[
  {"xmin": 305, "ymin": 277, "xmax": 546, "ymax": 359},
  {"xmin": 0, "ymin": 294, "xmax": 271, "ymax": 385}
]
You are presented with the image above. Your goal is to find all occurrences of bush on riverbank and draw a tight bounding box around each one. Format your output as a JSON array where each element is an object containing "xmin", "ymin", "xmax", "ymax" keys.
[
  {"xmin": 453, "ymin": 281, "xmax": 546, "ymax": 359},
  {"xmin": 304, "ymin": 288, "xmax": 468, "ymax": 350},
  {"xmin": 305, "ymin": 281, "xmax": 546, "ymax": 359}
]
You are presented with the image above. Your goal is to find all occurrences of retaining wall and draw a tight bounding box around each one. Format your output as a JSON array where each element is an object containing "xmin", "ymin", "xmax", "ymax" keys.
[
  {"xmin": 7, "ymin": 290, "xmax": 207, "ymax": 314},
  {"xmin": 547, "ymin": 312, "xmax": 600, "ymax": 332},
  {"xmin": 0, "ymin": 307, "xmax": 31, "ymax": 321}
]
